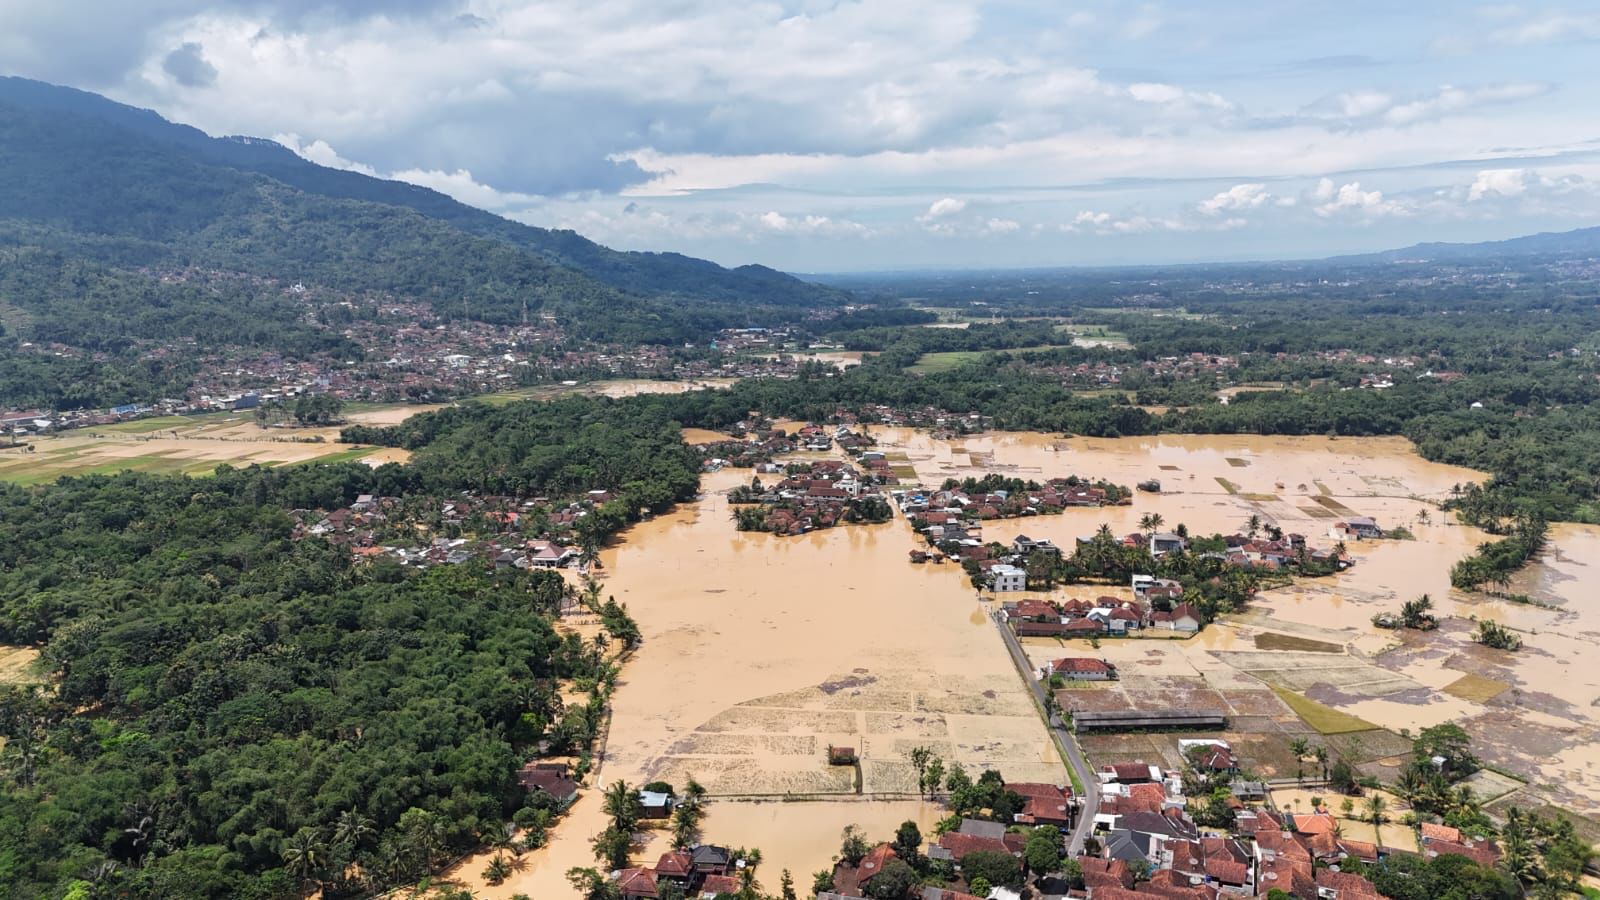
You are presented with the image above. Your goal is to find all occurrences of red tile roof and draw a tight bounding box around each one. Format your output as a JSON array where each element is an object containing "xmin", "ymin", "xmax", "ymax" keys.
[
  {"xmin": 856, "ymin": 843, "xmax": 898, "ymax": 883},
  {"xmin": 1049, "ymin": 657, "xmax": 1115, "ymax": 675},
  {"xmin": 615, "ymin": 867, "xmax": 659, "ymax": 898},
  {"xmin": 936, "ymin": 832, "xmax": 1010, "ymax": 860},
  {"xmin": 1419, "ymin": 822, "xmax": 1462, "ymax": 843},
  {"xmin": 655, "ymin": 851, "xmax": 692, "ymax": 878},
  {"xmin": 698, "ymin": 874, "xmax": 739, "ymax": 897}
]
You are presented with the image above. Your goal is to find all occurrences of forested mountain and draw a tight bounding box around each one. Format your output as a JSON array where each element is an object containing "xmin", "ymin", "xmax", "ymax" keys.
[{"xmin": 0, "ymin": 77, "xmax": 845, "ymax": 349}]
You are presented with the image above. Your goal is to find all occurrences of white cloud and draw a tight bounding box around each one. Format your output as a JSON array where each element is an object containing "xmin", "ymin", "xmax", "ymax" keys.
[
  {"xmin": 1468, "ymin": 168, "xmax": 1531, "ymax": 201},
  {"xmin": 1491, "ymin": 12, "xmax": 1600, "ymax": 44},
  {"xmin": 920, "ymin": 197, "xmax": 968, "ymax": 220},
  {"xmin": 273, "ymin": 133, "xmax": 377, "ymax": 177},
  {"xmin": 1198, "ymin": 183, "xmax": 1272, "ymax": 215},
  {"xmin": 983, "ymin": 217, "xmax": 1021, "ymax": 234},
  {"xmin": 757, "ymin": 211, "xmax": 871, "ymax": 236},
  {"xmin": 1302, "ymin": 82, "xmax": 1550, "ymax": 129},
  {"xmin": 1068, "ymin": 209, "xmax": 1188, "ymax": 234},
  {"xmin": 1312, "ymin": 179, "xmax": 1405, "ymax": 217}
]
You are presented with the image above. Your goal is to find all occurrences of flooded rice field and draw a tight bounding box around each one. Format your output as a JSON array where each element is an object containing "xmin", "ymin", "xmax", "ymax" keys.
[{"xmin": 474, "ymin": 428, "xmax": 1600, "ymax": 896}]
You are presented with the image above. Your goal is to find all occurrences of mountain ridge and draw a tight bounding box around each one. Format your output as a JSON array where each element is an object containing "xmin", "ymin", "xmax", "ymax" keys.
[{"xmin": 0, "ymin": 76, "xmax": 844, "ymax": 322}]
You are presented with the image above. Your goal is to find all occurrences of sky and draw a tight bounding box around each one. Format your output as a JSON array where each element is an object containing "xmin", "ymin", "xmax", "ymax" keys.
[{"xmin": 5, "ymin": 1, "xmax": 1600, "ymax": 272}]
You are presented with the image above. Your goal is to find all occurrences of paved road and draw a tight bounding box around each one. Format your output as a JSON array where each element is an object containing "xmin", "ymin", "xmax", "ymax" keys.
[{"xmin": 992, "ymin": 611, "xmax": 1100, "ymax": 854}]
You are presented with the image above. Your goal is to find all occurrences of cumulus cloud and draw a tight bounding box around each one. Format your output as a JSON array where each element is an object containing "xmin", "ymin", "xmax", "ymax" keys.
[
  {"xmin": 6, "ymin": 0, "xmax": 1600, "ymax": 268},
  {"xmin": 1198, "ymin": 183, "xmax": 1272, "ymax": 215},
  {"xmin": 919, "ymin": 197, "xmax": 968, "ymax": 221},
  {"xmin": 1468, "ymin": 168, "xmax": 1532, "ymax": 202},
  {"xmin": 161, "ymin": 41, "xmax": 217, "ymax": 88},
  {"xmin": 1312, "ymin": 178, "xmax": 1405, "ymax": 217},
  {"xmin": 1068, "ymin": 209, "xmax": 1188, "ymax": 234},
  {"xmin": 757, "ymin": 211, "xmax": 871, "ymax": 237}
]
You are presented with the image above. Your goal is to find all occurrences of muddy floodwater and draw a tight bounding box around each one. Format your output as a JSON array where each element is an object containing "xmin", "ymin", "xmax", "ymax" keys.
[{"xmin": 471, "ymin": 429, "xmax": 1600, "ymax": 897}]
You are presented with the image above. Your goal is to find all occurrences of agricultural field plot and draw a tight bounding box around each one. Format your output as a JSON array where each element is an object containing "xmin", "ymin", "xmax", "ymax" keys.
[
  {"xmin": 1078, "ymin": 727, "xmax": 1313, "ymax": 780},
  {"xmin": 0, "ymin": 434, "xmax": 384, "ymax": 484},
  {"xmin": 1212, "ymin": 650, "xmax": 1426, "ymax": 698},
  {"xmin": 647, "ymin": 667, "xmax": 1058, "ymax": 796}
]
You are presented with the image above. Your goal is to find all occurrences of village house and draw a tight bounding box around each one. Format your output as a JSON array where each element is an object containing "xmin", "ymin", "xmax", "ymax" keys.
[
  {"xmin": 1012, "ymin": 534, "xmax": 1061, "ymax": 556},
  {"xmin": 1329, "ymin": 516, "xmax": 1383, "ymax": 540},
  {"xmin": 1042, "ymin": 657, "xmax": 1118, "ymax": 681},
  {"xmin": 988, "ymin": 563, "xmax": 1027, "ymax": 592},
  {"xmin": 1149, "ymin": 532, "xmax": 1188, "ymax": 557},
  {"xmin": 515, "ymin": 761, "xmax": 579, "ymax": 808},
  {"xmin": 1149, "ymin": 602, "xmax": 1202, "ymax": 632},
  {"xmin": 1008, "ymin": 782, "xmax": 1076, "ymax": 828}
]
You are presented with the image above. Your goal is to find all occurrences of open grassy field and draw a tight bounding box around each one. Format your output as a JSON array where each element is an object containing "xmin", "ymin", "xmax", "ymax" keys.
[
  {"xmin": 0, "ymin": 645, "xmax": 43, "ymax": 685},
  {"xmin": 1255, "ymin": 633, "xmax": 1345, "ymax": 653},
  {"xmin": 1270, "ymin": 686, "xmax": 1380, "ymax": 734},
  {"xmin": 1442, "ymin": 673, "xmax": 1512, "ymax": 703},
  {"xmin": 1052, "ymin": 322, "xmax": 1132, "ymax": 347},
  {"xmin": 0, "ymin": 433, "xmax": 386, "ymax": 485},
  {"xmin": 909, "ymin": 345, "xmax": 1068, "ymax": 374}
]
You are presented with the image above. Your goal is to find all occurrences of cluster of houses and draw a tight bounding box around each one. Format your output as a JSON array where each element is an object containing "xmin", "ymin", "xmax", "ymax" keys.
[
  {"xmin": 1030, "ymin": 353, "xmax": 1242, "ymax": 391},
  {"xmin": 1059, "ymin": 754, "xmax": 1494, "ymax": 899},
  {"xmin": 901, "ymin": 476, "xmax": 1131, "ymax": 525},
  {"xmin": 291, "ymin": 492, "xmax": 607, "ymax": 572},
  {"xmin": 1010, "ymin": 590, "xmax": 1203, "ymax": 640},
  {"xmin": 816, "ymin": 749, "xmax": 1472, "ymax": 900},
  {"xmin": 613, "ymin": 845, "xmax": 746, "ymax": 900},
  {"xmin": 732, "ymin": 458, "xmax": 893, "ymax": 536}
]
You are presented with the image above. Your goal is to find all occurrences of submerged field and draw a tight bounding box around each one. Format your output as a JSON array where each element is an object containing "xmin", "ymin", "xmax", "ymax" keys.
[{"xmin": 461, "ymin": 427, "xmax": 1600, "ymax": 898}]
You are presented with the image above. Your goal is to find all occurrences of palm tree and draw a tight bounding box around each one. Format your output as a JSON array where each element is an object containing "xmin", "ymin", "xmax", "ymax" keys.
[
  {"xmin": 1313, "ymin": 745, "xmax": 1329, "ymax": 781},
  {"xmin": 1364, "ymin": 795, "xmax": 1388, "ymax": 844},
  {"xmin": 483, "ymin": 855, "xmax": 513, "ymax": 885},
  {"xmin": 282, "ymin": 829, "xmax": 328, "ymax": 890},
  {"xmin": 1246, "ymin": 514, "xmax": 1262, "ymax": 538},
  {"xmin": 603, "ymin": 780, "xmax": 641, "ymax": 833},
  {"xmin": 333, "ymin": 809, "xmax": 376, "ymax": 852},
  {"xmin": 1289, "ymin": 737, "xmax": 1309, "ymax": 782}
]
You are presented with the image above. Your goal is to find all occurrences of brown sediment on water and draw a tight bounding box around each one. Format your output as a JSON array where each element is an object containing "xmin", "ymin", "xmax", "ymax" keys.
[{"xmin": 481, "ymin": 430, "xmax": 1600, "ymax": 896}]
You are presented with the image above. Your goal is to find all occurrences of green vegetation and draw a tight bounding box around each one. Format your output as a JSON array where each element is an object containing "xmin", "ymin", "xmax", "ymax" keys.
[
  {"xmin": 1270, "ymin": 686, "xmax": 1380, "ymax": 735},
  {"xmin": 0, "ymin": 465, "xmax": 609, "ymax": 898},
  {"xmin": 1473, "ymin": 619, "xmax": 1524, "ymax": 651},
  {"xmin": 0, "ymin": 385, "xmax": 709, "ymax": 898},
  {"xmin": 1450, "ymin": 515, "xmax": 1548, "ymax": 590}
]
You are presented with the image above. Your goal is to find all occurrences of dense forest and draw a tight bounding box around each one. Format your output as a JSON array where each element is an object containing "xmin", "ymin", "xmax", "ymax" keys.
[
  {"xmin": 0, "ymin": 380, "xmax": 716, "ymax": 898},
  {"xmin": 0, "ymin": 465, "xmax": 613, "ymax": 899}
]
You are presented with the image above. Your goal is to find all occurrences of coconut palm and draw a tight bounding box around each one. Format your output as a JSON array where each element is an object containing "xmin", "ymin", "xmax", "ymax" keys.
[
  {"xmin": 1289, "ymin": 737, "xmax": 1309, "ymax": 782},
  {"xmin": 1313, "ymin": 745, "xmax": 1330, "ymax": 780},
  {"xmin": 1364, "ymin": 795, "xmax": 1388, "ymax": 837},
  {"xmin": 483, "ymin": 855, "xmax": 513, "ymax": 885},
  {"xmin": 333, "ymin": 809, "xmax": 376, "ymax": 852},
  {"xmin": 603, "ymin": 780, "xmax": 642, "ymax": 833},
  {"xmin": 1246, "ymin": 514, "xmax": 1262, "ymax": 538},
  {"xmin": 282, "ymin": 829, "xmax": 328, "ymax": 890}
]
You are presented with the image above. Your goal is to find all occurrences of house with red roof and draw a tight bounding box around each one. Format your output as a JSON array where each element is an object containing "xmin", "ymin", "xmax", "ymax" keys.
[{"xmin": 1042, "ymin": 657, "xmax": 1118, "ymax": 681}]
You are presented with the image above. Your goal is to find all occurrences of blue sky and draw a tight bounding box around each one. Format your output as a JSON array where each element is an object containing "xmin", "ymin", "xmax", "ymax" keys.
[{"xmin": 5, "ymin": 1, "xmax": 1600, "ymax": 271}]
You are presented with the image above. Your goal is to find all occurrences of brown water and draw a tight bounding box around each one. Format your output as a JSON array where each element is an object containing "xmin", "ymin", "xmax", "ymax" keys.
[
  {"xmin": 480, "ymin": 459, "xmax": 1061, "ymax": 897},
  {"xmin": 463, "ymin": 430, "xmax": 1600, "ymax": 897}
]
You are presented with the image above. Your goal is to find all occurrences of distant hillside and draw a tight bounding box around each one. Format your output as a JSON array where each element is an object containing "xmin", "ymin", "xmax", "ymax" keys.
[
  {"xmin": 0, "ymin": 76, "xmax": 846, "ymax": 344},
  {"xmin": 1331, "ymin": 226, "xmax": 1600, "ymax": 264}
]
